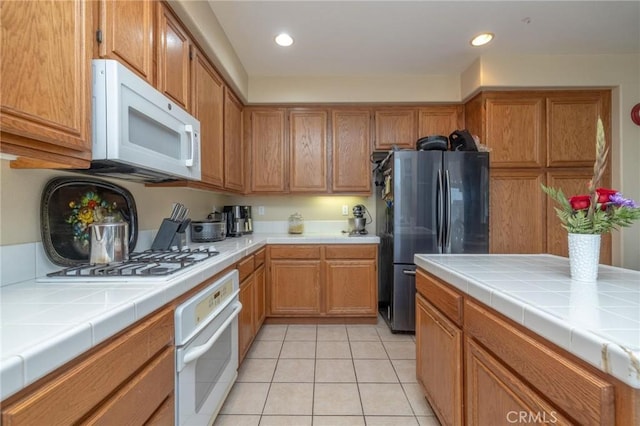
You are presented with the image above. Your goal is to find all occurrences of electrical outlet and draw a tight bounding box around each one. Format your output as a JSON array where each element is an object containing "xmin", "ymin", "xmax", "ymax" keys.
[
  {"xmin": 342, "ymin": 205, "xmax": 349, "ymax": 216},
  {"xmin": 258, "ymin": 206, "xmax": 265, "ymax": 216}
]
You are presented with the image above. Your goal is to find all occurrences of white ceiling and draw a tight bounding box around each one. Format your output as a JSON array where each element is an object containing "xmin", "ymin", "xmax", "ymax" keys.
[{"xmin": 207, "ymin": 1, "xmax": 640, "ymax": 77}]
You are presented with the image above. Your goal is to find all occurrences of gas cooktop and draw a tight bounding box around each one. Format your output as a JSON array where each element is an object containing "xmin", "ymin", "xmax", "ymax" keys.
[{"xmin": 41, "ymin": 247, "xmax": 219, "ymax": 282}]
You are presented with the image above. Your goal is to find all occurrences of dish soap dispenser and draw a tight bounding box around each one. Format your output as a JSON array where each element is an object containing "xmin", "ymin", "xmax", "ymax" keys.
[{"xmin": 288, "ymin": 212, "xmax": 304, "ymax": 234}]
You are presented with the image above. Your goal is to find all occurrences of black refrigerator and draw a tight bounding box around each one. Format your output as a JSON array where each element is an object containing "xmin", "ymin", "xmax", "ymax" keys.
[{"xmin": 376, "ymin": 150, "xmax": 489, "ymax": 332}]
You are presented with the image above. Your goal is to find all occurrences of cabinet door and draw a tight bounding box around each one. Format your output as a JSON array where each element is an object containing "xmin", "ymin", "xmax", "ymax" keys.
[
  {"xmin": 485, "ymin": 97, "xmax": 545, "ymax": 167},
  {"xmin": 1, "ymin": 0, "xmax": 92, "ymax": 165},
  {"xmin": 418, "ymin": 106, "xmax": 462, "ymax": 138},
  {"xmin": 248, "ymin": 109, "xmax": 287, "ymax": 193},
  {"xmin": 416, "ymin": 293, "xmax": 463, "ymax": 426},
  {"xmin": 157, "ymin": 3, "xmax": 190, "ymax": 110},
  {"xmin": 290, "ymin": 110, "xmax": 328, "ymax": 192},
  {"xmin": 374, "ymin": 108, "xmax": 417, "ymax": 151},
  {"xmin": 325, "ymin": 259, "xmax": 377, "ymax": 315},
  {"xmin": 269, "ymin": 260, "xmax": 321, "ymax": 315},
  {"xmin": 238, "ymin": 275, "xmax": 255, "ymax": 362},
  {"xmin": 191, "ymin": 48, "xmax": 224, "ymax": 187},
  {"xmin": 547, "ymin": 92, "xmax": 609, "ymax": 167},
  {"xmin": 465, "ymin": 337, "xmax": 571, "ymax": 426},
  {"xmin": 546, "ymin": 170, "xmax": 612, "ymax": 264},
  {"xmin": 254, "ymin": 264, "xmax": 266, "ymax": 330},
  {"xmin": 490, "ymin": 170, "xmax": 546, "ymax": 254},
  {"xmin": 224, "ymin": 88, "xmax": 244, "ymax": 192},
  {"xmin": 97, "ymin": 0, "xmax": 154, "ymax": 83},
  {"xmin": 332, "ymin": 109, "xmax": 371, "ymax": 193}
]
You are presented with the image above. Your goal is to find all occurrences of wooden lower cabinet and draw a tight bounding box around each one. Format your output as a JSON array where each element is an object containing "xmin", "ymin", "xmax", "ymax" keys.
[
  {"xmin": 415, "ymin": 269, "xmax": 634, "ymax": 426},
  {"xmin": 238, "ymin": 273, "xmax": 256, "ymax": 360},
  {"xmin": 1, "ymin": 308, "xmax": 174, "ymax": 425},
  {"xmin": 269, "ymin": 259, "xmax": 322, "ymax": 315},
  {"xmin": 416, "ymin": 293, "xmax": 463, "ymax": 426},
  {"xmin": 237, "ymin": 248, "xmax": 267, "ymax": 363},
  {"xmin": 267, "ymin": 244, "xmax": 378, "ymax": 320},
  {"xmin": 465, "ymin": 337, "xmax": 571, "ymax": 426}
]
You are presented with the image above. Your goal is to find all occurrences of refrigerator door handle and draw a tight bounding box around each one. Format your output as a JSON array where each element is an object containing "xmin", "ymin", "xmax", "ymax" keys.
[
  {"xmin": 437, "ymin": 169, "xmax": 444, "ymax": 250},
  {"xmin": 402, "ymin": 269, "xmax": 416, "ymax": 276},
  {"xmin": 445, "ymin": 169, "xmax": 452, "ymax": 251}
]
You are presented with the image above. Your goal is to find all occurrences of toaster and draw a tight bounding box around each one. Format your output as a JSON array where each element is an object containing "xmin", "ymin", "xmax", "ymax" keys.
[{"xmin": 190, "ymin": 220, "xmax": 226, "ymax": 242}]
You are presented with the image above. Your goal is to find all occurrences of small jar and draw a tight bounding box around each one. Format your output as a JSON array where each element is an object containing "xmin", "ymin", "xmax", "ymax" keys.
[{"xmin": 288, "ymin": 212, "xmax": 304, "ymax": 234}]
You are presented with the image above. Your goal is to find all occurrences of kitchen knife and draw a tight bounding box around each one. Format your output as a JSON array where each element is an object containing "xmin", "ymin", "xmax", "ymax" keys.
[{"xmin": 169, "ymin": 203, "xmax": 179, "ymax": 221}]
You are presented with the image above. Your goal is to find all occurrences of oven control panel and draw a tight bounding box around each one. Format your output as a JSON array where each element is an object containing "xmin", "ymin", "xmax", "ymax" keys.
[{"xmin": 195, "ymin": 280, "xmax": 233, "ymax": 325}]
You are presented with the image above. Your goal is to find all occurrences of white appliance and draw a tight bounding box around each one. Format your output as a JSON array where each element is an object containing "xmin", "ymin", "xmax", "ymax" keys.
[
  {"xmin": 88, "ymin": 59, "xmax": 201, "ymax": 182},
  {"xmin": 175, "ymin": 270, "xmax": 241, "ymax": 426}
]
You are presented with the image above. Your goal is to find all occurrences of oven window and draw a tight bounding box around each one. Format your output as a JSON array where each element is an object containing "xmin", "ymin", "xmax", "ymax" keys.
[{"xmin": 195, "ymin": 324, "xmax": 232, "ymax": 412}]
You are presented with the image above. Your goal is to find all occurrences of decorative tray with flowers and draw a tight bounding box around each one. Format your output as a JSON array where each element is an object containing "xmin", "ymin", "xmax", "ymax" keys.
[{"xmin": 40, "ymin": 177, "xmax": 138, "ymax": 266}]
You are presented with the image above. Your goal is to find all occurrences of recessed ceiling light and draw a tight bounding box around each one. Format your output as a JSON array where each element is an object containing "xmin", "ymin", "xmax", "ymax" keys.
[
  {"xmin": 275, "ymin": 33, "xmax": 294, "ymax": 47},
  {"xmin": 470, "ymin": 32, "xmax": 494, "ymax": 47}
]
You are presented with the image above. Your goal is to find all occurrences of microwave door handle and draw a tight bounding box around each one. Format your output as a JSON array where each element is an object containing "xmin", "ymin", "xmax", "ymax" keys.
[
  {"xmin": 185, "ymin": 124, "xmax": 194, "ymax": 167},
  {"xmin": 182, "ymin": 301, "xmax": 242, "ymax": 365}
]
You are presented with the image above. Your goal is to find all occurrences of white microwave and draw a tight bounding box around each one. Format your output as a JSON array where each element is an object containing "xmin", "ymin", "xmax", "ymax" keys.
[{"xmin": 88, "ymin": 59, "xmax": 201, "ymax": 182}]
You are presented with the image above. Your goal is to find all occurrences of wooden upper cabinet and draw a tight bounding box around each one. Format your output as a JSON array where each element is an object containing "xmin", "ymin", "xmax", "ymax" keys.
[
  {"xmin": 546, "ymin": 92, "xmax": 610, "ymax": 167},
  {"xmin": 191, "ymin": 48, "xmax": 224, "ymax": 187},
  {"xmin": 97, "ymin": 0, "xmax": 154, "ymax": 84},
  {"xmin": 157, "ymin": 3, "xmax": 190, "ymax": 110},
  {"xmin": 332, "ymin": 109, "xmax": 372, "ymax": 193},
  {"xmin": 546, "ymin": 169, "xmax": 611, "ymax": 264},
  {"xmin": 418, "ymin": 106, "xmax": 463, "ymax": 139},
  {"xmin": 0, "ymin": 0, "xmax": 92, "ymax": 167},
  {"xmin": 490, "ymin": 169, "xmax": 546, "ymax": 254},
  {"xmin": 485, "ymin": 96, "xmax": 545, "ymax": 167},
  {"xmin": 374, "ymin": 108, "xmax": 418, "ymax": 151},
  {"xmin": 289, "ymin": 109, "xmax": 328, "ymax": 192},
  {"xmin": 224, "ymin": 88, "xmax": 244, "ymax": 192},
  {"xmin": 247, "ymin": 109, "xmax": 287, "ymax": 193}
]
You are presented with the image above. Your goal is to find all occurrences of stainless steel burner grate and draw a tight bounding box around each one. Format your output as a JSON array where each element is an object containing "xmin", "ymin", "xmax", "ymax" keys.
[{"xmin": 46, "ymin": 247, "xmax": 220, "ymax": 278}]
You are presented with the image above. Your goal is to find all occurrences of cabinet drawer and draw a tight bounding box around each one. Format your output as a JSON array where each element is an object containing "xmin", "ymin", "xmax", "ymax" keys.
[
  {"xmin": 237, "ymin": 255, "xmax": 255, "ymax": 282},
  {"xmin": 254, "ymin": 247, "xmax": 266, "ymax": 267},
  {"xmin": 270, "ymin": 245, "xmax": 321, "ymax": 259},
  {"xmin": 83, "ymin": 347, "xmax": 174, "ymax": 425},
  {"xmin": 465, "ymin": 300, "xmax": 614, "ymax": 425},
  {"xmin": 416, "ymin": 270, "xmax": 463, "ymax": 326},
  {"xmin": 1, "ymin": 308, "xmax": 173, "ymax": 425},
  {"xmin": 325, "ymin": 245, "xmax": 377, "ymax": 259}
]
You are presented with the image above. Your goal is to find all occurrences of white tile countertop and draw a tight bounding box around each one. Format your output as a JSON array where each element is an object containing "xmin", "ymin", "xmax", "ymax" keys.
[
  {"xmin": 0, "ymin": 232, "xmax": 379, "ymax": 400},
  {"xmin": 413, "ymin": 254, "xmax": 640, "ymax": 389}
]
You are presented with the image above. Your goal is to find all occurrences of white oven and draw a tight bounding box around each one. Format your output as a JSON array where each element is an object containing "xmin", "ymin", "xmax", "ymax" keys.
[{"xmin": 175, "ymin": 270, "xmax": 241, "ymax": 426}]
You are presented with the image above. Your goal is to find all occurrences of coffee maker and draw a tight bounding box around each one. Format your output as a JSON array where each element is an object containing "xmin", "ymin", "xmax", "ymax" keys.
[{"xmin": 223, "ymin": 205, "xmax": 253, "ymax": 237}]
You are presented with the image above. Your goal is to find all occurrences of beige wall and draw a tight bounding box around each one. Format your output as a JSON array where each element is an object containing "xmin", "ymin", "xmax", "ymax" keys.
[
  {"xmin": 0, "ymin": 161, "xmax": 230, "ymax": 245},
  {"xmin": 248, "ymin": 74, "xmax": 461, "ymax": 104}
]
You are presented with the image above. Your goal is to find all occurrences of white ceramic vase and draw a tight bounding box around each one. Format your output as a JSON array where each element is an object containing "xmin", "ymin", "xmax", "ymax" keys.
[{"xmin": 568, "ymin": 233, "xmax": 601, "ymax": 282}]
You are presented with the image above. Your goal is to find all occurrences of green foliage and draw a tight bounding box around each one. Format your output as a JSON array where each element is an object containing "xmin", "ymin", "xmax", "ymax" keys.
[{"xmin": 542, "ymin": 184, "xmax": 640, "ymax": 235}]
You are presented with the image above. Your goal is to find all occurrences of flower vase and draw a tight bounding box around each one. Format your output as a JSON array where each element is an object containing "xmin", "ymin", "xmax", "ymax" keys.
[{"xmin": 567, "ymin": 233, "xmax": 601, "ymax": 282}]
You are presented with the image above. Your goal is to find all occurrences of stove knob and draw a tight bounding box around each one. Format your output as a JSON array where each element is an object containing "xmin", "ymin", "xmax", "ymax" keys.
[
  {"xmin": 208, "ymin": 246, "xmax": 217, "ymax": 252},
  {"xmin": 170, "ymin": 245, "xmax": 179, "ymax": 252}
]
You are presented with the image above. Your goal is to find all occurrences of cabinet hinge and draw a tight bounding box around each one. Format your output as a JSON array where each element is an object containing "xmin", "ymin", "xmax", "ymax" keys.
[
  {"xmin": 96, "ymin": 29, "xmax": 103, "ymax": 44},
  {"xmin": 189, "ymin": 46, "xmax": 193, "ymax": 61}
]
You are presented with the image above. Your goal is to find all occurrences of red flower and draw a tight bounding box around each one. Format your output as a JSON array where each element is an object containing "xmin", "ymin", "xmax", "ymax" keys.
[
  {"xmin": 569, "ymin": 195, "xmax": 591, "ymax": 210},
  {"xmin": 87, "ymin": 200, "xmax": 97, "ymax": 209},
  {"xmin": 596, "ymin": 188, "xmax": 617, "ymax": 204}
]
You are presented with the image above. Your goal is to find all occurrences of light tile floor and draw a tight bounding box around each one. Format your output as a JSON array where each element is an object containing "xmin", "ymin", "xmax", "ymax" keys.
[{"xmin": 215, "ymin": 317, "xmax": 441, "ymax": 426}]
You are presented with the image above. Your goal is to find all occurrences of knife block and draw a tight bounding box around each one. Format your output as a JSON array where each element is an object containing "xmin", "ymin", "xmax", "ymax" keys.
[{"xmin": 151, "ymin": 219, "xmax": 181, "ymax": 250}]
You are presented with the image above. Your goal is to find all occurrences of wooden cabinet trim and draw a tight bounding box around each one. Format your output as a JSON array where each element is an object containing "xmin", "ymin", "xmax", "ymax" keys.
[
  {"xmin": 237, "ymin": 255, "xmax": 255, "ymax": 282},
  {"xmin": 269, "ymin": 245, "xmax": 321, "ymax": 259},
  {"xmin": 254, "ymin": 247, "xmax": 266, "ymax": 267},
  {"xmin": 465, "ymin": 337, "xmax": 573, "ymax": 425},
  {"xmin": 416, "ymin": 270, "xmax": 463, "ymax": 326},
  {"xmin": 82, "ymin": 347, "xmax": 174, "ymax": 425},
  {"xmin": 464, "ymin": 300, "xmax": 615, "ymax": 425},
  {"xmin": 324, "ymin": 245, "xmax": 377, "ymax": 259},
  {"xmin": 1, "ymin": 308, "xmax": 173, "ymax": 425}
]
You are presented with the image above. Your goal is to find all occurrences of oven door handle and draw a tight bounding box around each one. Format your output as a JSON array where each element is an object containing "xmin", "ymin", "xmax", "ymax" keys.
[{"xmin": 183, "ymin": 301, "xmax": 243, "ymax": 366}]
